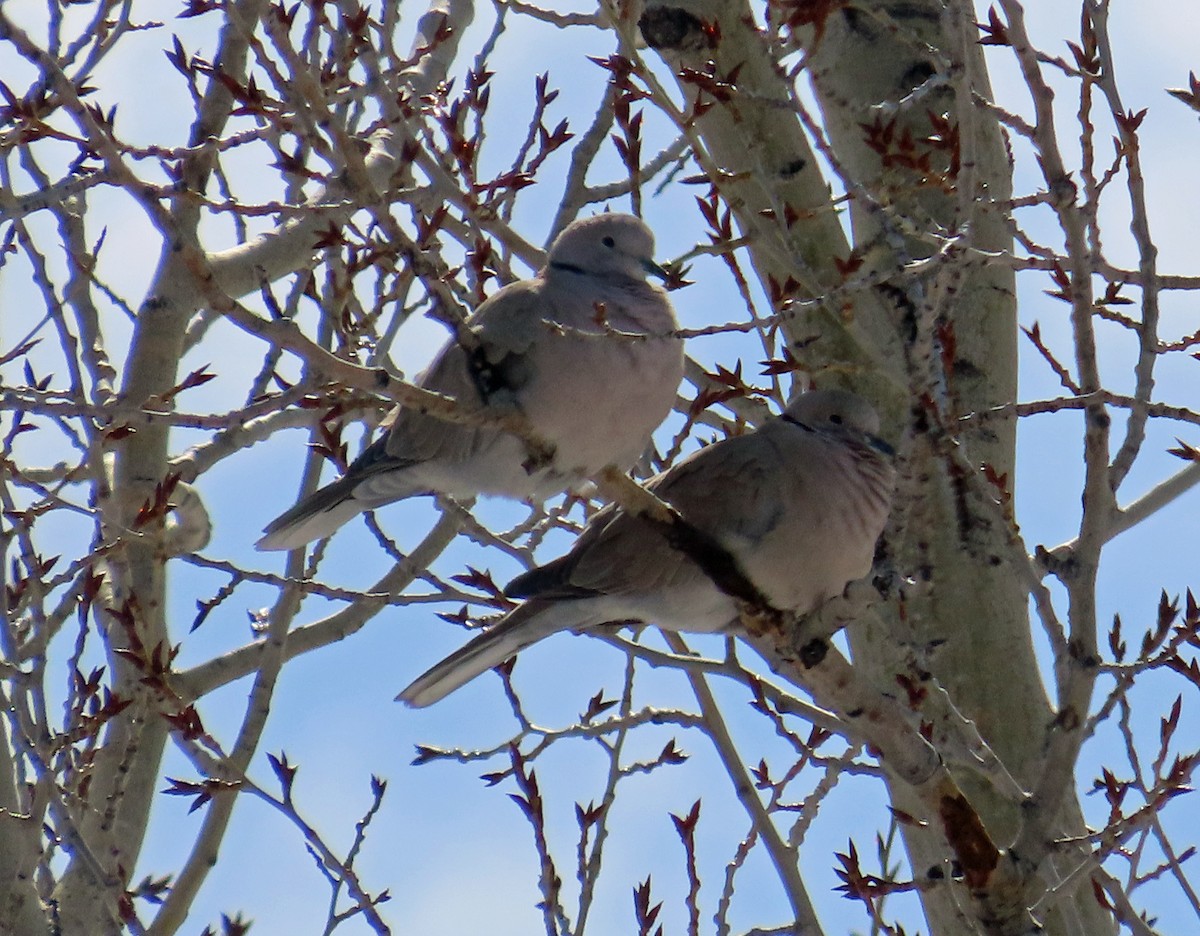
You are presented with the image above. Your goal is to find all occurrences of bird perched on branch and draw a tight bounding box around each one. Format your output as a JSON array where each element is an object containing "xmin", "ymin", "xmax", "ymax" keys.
[
  {"xmin": 398, "ymin": 388, "xmax": 896, "ymax": 707},
  {"xmin": 258, "ymin": 214, "xmax": 684, "ymax": 551}
]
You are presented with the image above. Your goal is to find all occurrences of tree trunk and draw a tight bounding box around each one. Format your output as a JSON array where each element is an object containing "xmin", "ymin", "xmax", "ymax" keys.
[{"xmin": 641, "ymin": 1, "xmax": 1112, "ymax": 931}]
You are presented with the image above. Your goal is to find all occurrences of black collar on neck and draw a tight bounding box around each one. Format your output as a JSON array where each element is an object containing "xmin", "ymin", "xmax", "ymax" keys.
[
  {"xmin": 548, "ymin": 260, "xmax": 588, "ymax": 275},
  {"xmin": 780, "ymin": 414, "xmax": 896, "ymax": 456},
  {"xmin": 780, "ymin": 413, "xmax": 816, "ymax": 432}
]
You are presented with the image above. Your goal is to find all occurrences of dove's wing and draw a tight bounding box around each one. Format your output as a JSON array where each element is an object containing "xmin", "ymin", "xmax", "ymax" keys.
[
  {"xmin": 508, "ymin": 425, "xmax": 792, "ymax": 601},
  {"xmin": 377, "ymin": 280, "xmax": 548, "ymax": 470}
]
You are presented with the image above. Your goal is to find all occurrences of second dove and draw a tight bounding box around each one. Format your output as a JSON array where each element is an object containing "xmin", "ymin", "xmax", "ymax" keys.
[{"xmin": 399, "ymin": 388, "xmax": 896, "ymax": 707}]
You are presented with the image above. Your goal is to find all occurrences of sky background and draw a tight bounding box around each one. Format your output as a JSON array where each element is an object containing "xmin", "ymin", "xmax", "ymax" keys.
[{"xmin": 3, "ymin": 1, "xmax": 1199, "ymax": 933}]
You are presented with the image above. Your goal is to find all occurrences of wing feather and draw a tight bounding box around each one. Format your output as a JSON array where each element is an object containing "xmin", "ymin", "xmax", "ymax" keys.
[
  {"xmin": 382, "ymin": 281, "xmax": 548, "ymax": 467},
  {"xmin": 509, "ymin": 425, "xmax": 791, "ymax": 600}
]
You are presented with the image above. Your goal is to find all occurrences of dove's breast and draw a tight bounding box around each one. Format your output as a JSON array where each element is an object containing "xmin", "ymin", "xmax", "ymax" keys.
[
  {"xmin": 519, "ymin": 280, "xmax": 684, "ymax": 484},
  {"xmin": 744, "ymin": 432, "xmax": 895, "ymax": 614}
]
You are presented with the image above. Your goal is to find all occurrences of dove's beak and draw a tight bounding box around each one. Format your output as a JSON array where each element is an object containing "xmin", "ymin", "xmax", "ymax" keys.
[{"xmin": 642, "ymin": 258, "xmax": 670, "ymax": 281}]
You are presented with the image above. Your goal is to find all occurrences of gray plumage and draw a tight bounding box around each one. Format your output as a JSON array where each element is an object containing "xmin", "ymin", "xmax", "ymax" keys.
[
  {"xmin": 398, "ymin": 388, "xmax": 896, "ymax": 707},
  {"xmin": 258, "ymin": 214, "xmax": 684, "ymax": 551}
]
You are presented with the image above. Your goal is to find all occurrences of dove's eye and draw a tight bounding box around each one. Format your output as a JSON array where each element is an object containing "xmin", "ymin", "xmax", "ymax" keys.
[
  {"xmin": 829, "ymin": 414, "xmax": 844, "ymax": 425},
  {"xmin": 602, "ymin": 235, "xmax": 616, "ymax": 248}
]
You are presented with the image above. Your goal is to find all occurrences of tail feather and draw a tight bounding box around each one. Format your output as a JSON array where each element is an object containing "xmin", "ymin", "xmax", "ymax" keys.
[
  {"xmin": 397, "ymin": 600, "xmax": 587, "ymax": 707},
  {"xmin": 259, "ymin": 434, "xmax": 424, "ymax": 551},
  {"xmin": 256, "ymin": 475, "xmax": 366, "ymax": 551}
]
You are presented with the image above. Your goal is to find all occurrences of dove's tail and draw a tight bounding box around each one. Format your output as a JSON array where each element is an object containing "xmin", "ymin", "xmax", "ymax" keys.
[
  {"xmin": 397, "ymin": 600, "xmax": 591, "ymax": 707},
  {"xmin": 257, "ymin": 433, "xmax": 427, "ymax": 551},
  {"xmin": 255, "ymin": 473, "xmax": 372, "ymax": 551}
]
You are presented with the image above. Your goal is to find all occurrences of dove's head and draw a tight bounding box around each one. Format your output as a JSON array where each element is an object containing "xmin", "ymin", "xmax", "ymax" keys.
[
  {"xmin": 785, "ymin": 389, "xmax": 892, "ymax": 454},
  {"xmin": 546, "ymin": 214, "xmax": 667, "ymax": 282}
]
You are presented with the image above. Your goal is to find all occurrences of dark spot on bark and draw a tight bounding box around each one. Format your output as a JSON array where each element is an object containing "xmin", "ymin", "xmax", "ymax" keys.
[
  {"xmin": 876, "ymin": 282, "xmax": 917, "ymax": 341},
  {"xmin": 1052, "ymin": 705, "xmax": 1082, "ymax": 731},
  {"xmin": 799, "ymin": 637, "xmax": 828, "ymax": 668},
  {"xmin": 846, "ymin": 707, "xmax": 865, "ymax": 718},
  {"xmin": 1092, "ymin": 409, "xmax": 1111, "ymax": 429},
  {"xmin": 1049, "ymin": 175, "xmax": 1078, "ymax": 208},
  {"xmin": 842, "ymin": 8, "xmax": 868, "ymax": 35},
  {"xmin": 889, "ymin": 3, "xmax": 940, "ymax": 24},
  {"xmin": 939, "ymin": 793, "xmax": 1000, "ymax": 889},
  {"xmin": 901, "ymin": 60, "xmax": 937, "ymax": 90},
  {"xmin": 779, "ymin": 158, "xmax": 807, "ymax": 177},
  {"xmin": 927, "ymin": 865, "xmax": 944, "ymax": 880},
  {"xmin": 639, "ymin": 7, "xmax": 706, "ymax": 52},
  {"xmin": 951, "ymin": 356, "xmax": 984, "ymax": 380}
]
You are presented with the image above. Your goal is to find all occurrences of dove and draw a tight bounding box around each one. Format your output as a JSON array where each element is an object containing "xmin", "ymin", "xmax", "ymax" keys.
[
  {"xmin": 398, "ymin": 388, "xmax": 896, "ymax": 707},
  {"xmin": 258, "ymin": 214, "xmax": 684, "ymax": 551}
]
